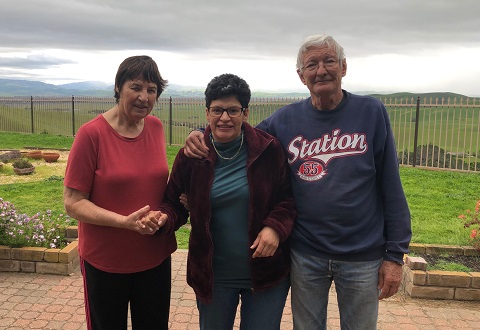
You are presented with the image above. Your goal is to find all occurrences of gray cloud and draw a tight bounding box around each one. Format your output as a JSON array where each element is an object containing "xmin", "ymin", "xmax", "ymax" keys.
[
  {"xmin": 2, "ymin": 0, "xmax": 478, "ymax": 56},
  {"xmin": 0, "ymin": 55, "xmax": 75, "ymax": 69},
  {"xmin": 1, "ymin": 0, "xmax": 479, "ymax": 94}
]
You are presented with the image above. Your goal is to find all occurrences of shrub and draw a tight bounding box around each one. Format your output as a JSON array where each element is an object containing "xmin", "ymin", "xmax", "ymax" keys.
[
  {"xmin": 458, "ymin": 200, "xmax": 480, "ymax": 251},
  {"xmin": 12, "ymin": 158, "xmax": 34, "ymax": 169},
  {"xmin": 0, "ymin": 198, "xmax": 74, "ymax": 249},
  {"xmin": 400, "ymin": 144, "xmax": 467, "ymax": 169}
]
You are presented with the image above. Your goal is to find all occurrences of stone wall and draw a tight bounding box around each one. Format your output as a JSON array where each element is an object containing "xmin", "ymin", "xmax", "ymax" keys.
[
  {"xmin": 0, "ymin": 226, "xmax": 78, "ymax": 275},
  {"xmin": 402, "ymin": 243, "xmax": 480, "ymax": 301}
]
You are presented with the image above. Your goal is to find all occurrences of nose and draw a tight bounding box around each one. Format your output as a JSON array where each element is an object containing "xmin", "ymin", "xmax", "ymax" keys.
[
  {"xmin": 139, "ymin": 90, "xmax": 149, "ymax": 102},
  {"xmin": 219, "ymin": 110, "xmax": 231, "ymax": 120},
  {"xmin": 316, "ymin": 63, "xmax": 329, "ymax": 75}
]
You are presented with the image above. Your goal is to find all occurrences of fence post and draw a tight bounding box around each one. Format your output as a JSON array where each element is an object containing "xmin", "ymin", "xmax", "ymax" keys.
[
  {"xmin": 71, "ymin": 95, "xmax": 76, "ymax": 136},
  {"xmin": 169, "ymin": 96, "xmax": 173, "ymax": 145},
  {"xmin": 30, "ymin": 96, "xmax": 34, "ymax": 133},
  {"xmin": 412, "ymin": 96, "xmax": 420, "ymax": 167}
]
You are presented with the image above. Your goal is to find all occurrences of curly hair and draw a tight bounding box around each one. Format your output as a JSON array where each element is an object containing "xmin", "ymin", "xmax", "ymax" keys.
[{"xmin": 204, "ymin": 73, "xmax": 251, "ymax": 108}]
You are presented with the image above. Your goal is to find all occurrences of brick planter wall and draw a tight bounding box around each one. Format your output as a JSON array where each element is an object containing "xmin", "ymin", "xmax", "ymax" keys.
[
  {"xmin": 402, "ymin": 243, "xmax": 480, "ymax": 301},
  {"xmin": 0, "ymin": 226, "xmax": 79, "ymax": 275}
]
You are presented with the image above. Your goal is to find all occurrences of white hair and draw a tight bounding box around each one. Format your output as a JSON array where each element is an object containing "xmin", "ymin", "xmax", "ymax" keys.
[{"xmin": 296, "ymin": 34, "xmax": 346, "ymax": 71}]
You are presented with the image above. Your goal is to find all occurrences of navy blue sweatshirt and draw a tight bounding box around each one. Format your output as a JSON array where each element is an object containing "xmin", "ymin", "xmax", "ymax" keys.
[{"xmin": 256, "ymin": 91, "xmax": 411, "ymax": 263}]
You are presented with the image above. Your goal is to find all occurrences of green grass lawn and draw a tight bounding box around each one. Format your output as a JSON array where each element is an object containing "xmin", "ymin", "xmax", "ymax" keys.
[{"xmin": 1, "ymin": 132, "xmax": 479, "ymax": 249}]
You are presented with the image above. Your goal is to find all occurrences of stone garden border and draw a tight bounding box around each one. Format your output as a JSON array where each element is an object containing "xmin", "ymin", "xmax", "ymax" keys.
[
  {"xmin": 0, "ymin": 226, "xmax": 78, "ymax": 275},
  {"xmin": 403, "ymin": 243, "xmax": 480, "ymax": 301}
]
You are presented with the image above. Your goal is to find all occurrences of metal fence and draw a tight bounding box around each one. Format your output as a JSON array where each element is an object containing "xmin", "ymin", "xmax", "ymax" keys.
[
  {"xmin": 1, "ymin": 95, "xmax": 479, "ymax": 172},
  {"xmin": 383, "ymin": 96, "xmax": 480, "ymax": 172}
]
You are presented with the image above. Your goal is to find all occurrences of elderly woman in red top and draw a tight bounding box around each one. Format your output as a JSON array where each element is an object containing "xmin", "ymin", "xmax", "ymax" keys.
[
  {"xmin": 63, "ymin": 55, "xmax": 174, "ymax": 330},
  {"xmin": 149, "ymin": 73, "xmax": 296, "ymax": 330}
]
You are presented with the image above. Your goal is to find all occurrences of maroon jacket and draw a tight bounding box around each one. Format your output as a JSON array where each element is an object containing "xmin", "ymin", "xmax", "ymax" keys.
[{"xmin": 159, "ymin": 122, "xmax": 296, "ymax": 303}]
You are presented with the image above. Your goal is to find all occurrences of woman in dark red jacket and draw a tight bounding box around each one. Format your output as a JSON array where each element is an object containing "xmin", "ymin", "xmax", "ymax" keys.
[{"xmin": 154, "ymin": 73, "xmax": 296, "ymax": 330}]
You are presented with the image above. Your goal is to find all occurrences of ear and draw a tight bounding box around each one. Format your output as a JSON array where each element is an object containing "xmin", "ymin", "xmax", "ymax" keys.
[
  {"xmin": 205, "ymin": 108, "xmax": 210, "ymax": 123},
  {"xmin": 341, "ymin": 59, "xmax": 347, "ymax": 77},
  {"xmin": 297, "ymin": 69, "xmax": 307, "ymax": 85},
  {"xmin": 243, "ymin": 108, "xmax": 250, "ymax": 122}
]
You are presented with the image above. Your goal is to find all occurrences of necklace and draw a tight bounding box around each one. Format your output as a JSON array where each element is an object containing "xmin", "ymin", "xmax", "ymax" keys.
[{"xmin": 210, "ymin": 131, "xmax": 244, "ymax": 160}]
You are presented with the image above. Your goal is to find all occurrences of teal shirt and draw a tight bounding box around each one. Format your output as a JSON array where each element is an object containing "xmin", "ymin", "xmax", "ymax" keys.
[{"xmin": 210, "ymin": 134, "xmax": 250, "ymax": 288}]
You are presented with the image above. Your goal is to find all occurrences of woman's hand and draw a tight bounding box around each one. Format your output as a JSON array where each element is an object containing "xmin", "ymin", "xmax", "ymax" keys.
[
  {"xmin": 135, "ymin": 210, "xmax": 168, "ymax": 235},
  {"xmin": 179, "ymin": 193, "xmax": 190, "ymax": 211},
  {"xmin": 250, "ymin": 226, "xmax": 280, "ymax": 258}
]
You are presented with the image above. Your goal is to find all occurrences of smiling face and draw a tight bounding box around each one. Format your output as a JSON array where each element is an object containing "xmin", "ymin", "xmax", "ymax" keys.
[
  {"xmin": 297, "ymin": 45, "xmax": 347, "ymax": 98},
  {"xmin": 206, "ymin": 95, "xmax": 249, "ymax": 143},
  {"xmin": 116, "ymin": 78, "xmax": 158, "ymax": 122}
]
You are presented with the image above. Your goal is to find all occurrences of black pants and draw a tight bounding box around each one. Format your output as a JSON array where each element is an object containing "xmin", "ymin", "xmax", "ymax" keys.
[{"xmin": 81, "ymin": 257, "xmax": 171, "ymax": 330}]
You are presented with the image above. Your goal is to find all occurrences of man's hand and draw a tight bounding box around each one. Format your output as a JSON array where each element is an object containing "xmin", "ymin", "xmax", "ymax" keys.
[
  {"xmin": 184, "ymin": 130, "xmax": 209, "ymax": 158},
  {"xmin": 377, "ymin": 260, "xmax": 403, "ymax": 300},
  {"xmin": 250, "ymin": 227, "xmax": 280, "ymax": 258}
]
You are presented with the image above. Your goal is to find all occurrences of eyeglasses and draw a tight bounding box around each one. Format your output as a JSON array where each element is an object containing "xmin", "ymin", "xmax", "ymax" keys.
[
  {"xmin": 302, "ymin": 58, "xmax": 340, "ymax": 72},
  {"xmin": 208, "ymin": 106, "xmax": 245, "ymax": 117}
]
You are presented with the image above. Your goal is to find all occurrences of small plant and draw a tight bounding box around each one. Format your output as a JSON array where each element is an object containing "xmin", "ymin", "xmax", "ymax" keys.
[
  {"xmin": 458, "ymin": 200, "xmax": 480, "ymax": 251},
  {"xmin": 45, "ymin": 175, "xmax": 64, "ymax": 182},
  {"xmin": 12, "ymin": 158, "xmax": 34, "ymax": 169},
  {"xmin": 0, "ymin": 198, "xmax": 74, "ymax": 249},
  {"xmin": 427, "ymin": 260, "xmax": 472, "ymax": 272}
]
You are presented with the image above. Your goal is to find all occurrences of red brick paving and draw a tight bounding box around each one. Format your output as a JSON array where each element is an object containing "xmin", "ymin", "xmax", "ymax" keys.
[{"xmin": 1, "ymin": 249, "xmax": 480, "ymax": 329}]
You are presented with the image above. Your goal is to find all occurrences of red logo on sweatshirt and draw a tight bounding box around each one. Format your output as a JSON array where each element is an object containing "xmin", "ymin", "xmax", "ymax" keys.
[{"xmin": 297, "ymin": 161, "xmax": 327, "ymax": 181}]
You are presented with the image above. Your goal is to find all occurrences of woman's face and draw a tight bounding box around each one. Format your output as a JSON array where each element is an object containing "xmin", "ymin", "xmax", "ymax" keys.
[
  {"xmin": 206, "ymin": 95, "xmax": 249, "ymax": 143},
  {"xmin": 116, "ymin": 78, "xmax": 157, "ymax": 122}
]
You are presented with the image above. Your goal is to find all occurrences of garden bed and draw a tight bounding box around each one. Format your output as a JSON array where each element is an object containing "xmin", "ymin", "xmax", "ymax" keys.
[
  {"xmin": 421, "ymin": 253, "xmax": 480, "ymax": 272},
  {"xmin": 403, "ymin": 243, "xmax": 480, "ymax": 301},
  {"xmin": 0, "ymin": 226, "xmax": 78, "ymax": 275}
]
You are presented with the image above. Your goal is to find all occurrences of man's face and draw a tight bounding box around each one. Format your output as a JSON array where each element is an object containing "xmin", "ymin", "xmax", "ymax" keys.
[{"xmin": 297, "ymin": 45, "xmax": 347, "ymax": 97}]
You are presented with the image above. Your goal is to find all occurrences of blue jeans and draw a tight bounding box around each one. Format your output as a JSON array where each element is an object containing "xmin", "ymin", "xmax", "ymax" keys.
[
  {"xmin": 196, "ymin": 277, "xmax": 290, "ymax": 330},
  {"xmin": 290, "ymin": 248, "xmax": 382, "ymax": 330}
]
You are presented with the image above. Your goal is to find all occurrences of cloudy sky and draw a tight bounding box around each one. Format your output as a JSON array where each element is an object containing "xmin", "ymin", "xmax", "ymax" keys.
[{"xmin": 1, "ymin": 0, "xmax": 479, "ymax": 96}]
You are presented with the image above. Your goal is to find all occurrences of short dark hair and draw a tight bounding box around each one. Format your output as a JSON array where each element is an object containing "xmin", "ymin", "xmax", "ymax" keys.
[
  {"xmin": 204, "ymin": 73, "xmax": 251, "ymax": 108},
  {"xmin": 114, "ymin": 55, "xmax": 168, "ymax": 103}
]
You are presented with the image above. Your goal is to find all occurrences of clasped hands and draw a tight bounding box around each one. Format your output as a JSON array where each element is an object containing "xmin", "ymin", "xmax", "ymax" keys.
[
  {"xmin": 134, "ymin": 208, "xmax": 168, "ymax": 235},
  {"xmin": 130, "ymin": 196, "xmax": 280, "ymax": 257}
]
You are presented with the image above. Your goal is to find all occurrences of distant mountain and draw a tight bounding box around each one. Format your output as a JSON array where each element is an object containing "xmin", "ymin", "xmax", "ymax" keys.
[
  {"xmin": 0, "ymin": 79, "xmax": 311, "ymax": 98},
  {"xmin": 58, "ymin": 81, "xmax": 113, "ymax": 91},
  {"xmin": 0, "ymin": 78, "xmax": 473, "ymax": 99},
  {"xmin": 164, "ymin": 84, "xmax": 204, "ymax": 97},
  {"xmin": 368, "ymin": 92, "xmax": 471, "ymax": 100},
  {"xmin": 0, "ymin": 79, "xmax": 112, "ymax": 97},
  {"xmin": 162, "ymin": 84, "xmax": 311, "ymax": 98}
]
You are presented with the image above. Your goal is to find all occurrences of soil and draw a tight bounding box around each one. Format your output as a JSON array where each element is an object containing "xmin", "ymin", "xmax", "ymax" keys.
[{"xmin": 418, "ymin": 253, "xmax": 480, "ymax": 272}]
